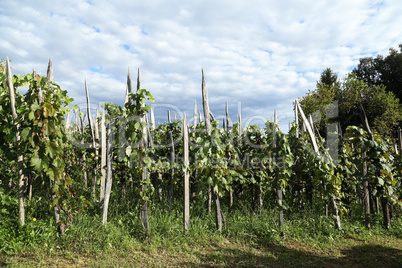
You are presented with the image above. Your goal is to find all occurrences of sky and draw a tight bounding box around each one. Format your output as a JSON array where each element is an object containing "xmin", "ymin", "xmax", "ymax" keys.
[{"xmin": 1, "ymin": 0, "xmax": 401, "ymax": 131}]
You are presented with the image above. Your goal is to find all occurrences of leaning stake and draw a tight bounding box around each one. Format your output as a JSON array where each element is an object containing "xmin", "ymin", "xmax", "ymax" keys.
[
  {"xmin": 85, "ymin": 80, "xmax": 98, "ymax": 199},
  {"xmin": 201, "ymin": 69, "xmax": 222, "ymax": 232},
  {"xmin": 6, "ymin": 58, "xmax": 25, "ymax": 227},
  {"xmin": 102, "ymin": 123, "xmax": 113, "ymax": 224}
]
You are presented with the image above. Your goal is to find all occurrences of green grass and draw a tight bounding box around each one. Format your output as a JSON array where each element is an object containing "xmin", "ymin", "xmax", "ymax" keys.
[{"xmin": 1, "ymin": 207, "xmax": 401, "ymax": 267}]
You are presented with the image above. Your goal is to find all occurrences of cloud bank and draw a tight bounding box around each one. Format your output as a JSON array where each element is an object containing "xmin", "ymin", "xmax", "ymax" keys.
[{"xmin": 1, "ymin": 0, "xmax": 401, "ymax": 130}]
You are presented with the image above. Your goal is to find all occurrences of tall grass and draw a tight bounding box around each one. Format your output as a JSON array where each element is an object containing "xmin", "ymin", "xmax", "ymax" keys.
[{"xmin": 1, "ymin": 193, "xmax": 401, "ymax": 258}]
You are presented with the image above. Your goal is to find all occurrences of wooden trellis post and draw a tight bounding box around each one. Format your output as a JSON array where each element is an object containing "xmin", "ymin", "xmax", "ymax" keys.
[
  {"xmin": 168, "ymin": 110, "xmax": 175, "ymax": 211},
  {"xmin": 137, "ymin": 68, "xmax": 149, "ymax": 231},
  {"xmin": 296, "ymin": 100, "xmax": 342, "ymax": 231},
  {"xmin": 274, "ymin": 110, "xmax": 284, "ymax": 233},
  {"xmin": 183, "ymin": 112, "xmax": 190, "ymax": 230},
  {"xmin": 43, "ymin": 60, "xmax": 62, "ymax": 227},
  {"xmin": 6, "ymin": 58, "xmax": 25, "ymax": 227},
  {"xmin": 102, "ymin": 122, "xmax": 113, "ymax": 224},
  {"xmin": 202, "ymin": 69, "xmax": 222, "ymax": 232},
  {"xmin": 193, "ymin": 100, "xmax": 198, "ymax": 129},
  {"xmin": 100, "ymin": 110, "xmax": 107, "ymax": 206},
  {"xmin": 85, "ymin": 80, "xmax": 98, "ymax": 199},
  {"xmin": 226, "ymin": 101, "xmax": 233, "ymax": 211}
]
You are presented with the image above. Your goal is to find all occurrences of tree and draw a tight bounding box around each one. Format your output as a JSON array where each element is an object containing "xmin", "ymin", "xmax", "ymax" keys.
[
  {"xmin": 299, "ymin": 68, "xmax": 340, "ymax": 137},
  {"xmin": 353, "ymin": 44, "xmax": 402, "ymax": 102},
  {"xmin": 339, "ymin": 74, "xmax": 402, "ymax": 137},
  {"xmin": 300, "ymin": 69, "xmax": 402, "ymax": 139},
  {"xmin": 317, "ymin": 67, "xmax": 341, "ymax": 89},
  {"xmin": 0, "ymin": 58, "xmax": 6, "ymax": 73}
]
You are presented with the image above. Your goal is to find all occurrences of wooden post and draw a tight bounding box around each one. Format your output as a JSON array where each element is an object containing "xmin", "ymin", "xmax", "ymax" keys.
[
  {"xmin": 295, "ymin": 101, "xmax": 318, "ymax": 152},
  {"xmin": 80, "ymin": 110, "xmax": 88, "ymax": 188},
  {"xmin": 202, "ymin": 69, "xmax": 211, "ymax": 131},
  {"xmin": 362, "ymin": 142, "xmax": 370, "ymax": 229},
  {"xmin": 274, "ymin": 110, "xmax": 284, "ymax": 233},
  {"xmin": 238, "ymin": 110, "xmax": 243, "ymax": 137},
  {"xmin": 237, "ymin": 109, "xmax": 243, "ymax": 200},
  {"xmin": 201, "ymin": 69, "xmax": 222, "ymax": 232},
  {"xmin": 100, "ymin": 111, "xmax": 107, "ymax": 206},
  {"xmin": 85, "ymin": 80, "xmax": 98, "ymax": 199},
  {"xmin": 44, "ymin": 60, "xmax": 61, "ymax": 227},
  {"xmin": 74, "ymin": 111, "xmax": 80, "ymax": 133},
  {"xmin": 294, "ymin": 101, "xmax": 302, "ymax": 209},
  {"xmin": 398, "ymin": 127, "xmax": 402, "ymax": 153},
  {"xmin": 168, "ymin": 110, "xmax": 175, "ymax": 211},
  {"xmin": 102, "ymin": 123, "xmax": 113, "ymax": 224},
  {"xmin": 193, "ymin": 100, "xmax": 198, "ymax": 129},
  {"xmin": 226, "ymin": 101, "xmax": 230, "ymax": 132},
  {"xmin": 95, "ymin": 108, "xmax": 100, "ymax": 141},
  {"xmin": 6, "ymin": 58, "xmax": 25, "ymax": 227},
  {"xmin": 137, "ymin": 68, "xmax": 149, "ymax": 231},
  {"xmin": 294, "ymin": 100, "xmax": 299, "ymax": 138},
  {"xmin": 124, "ymin": 85, "xmax": 129, "ymax": 105},
  {"xmin": 65, "ymin": 113, "xmax": 71, "ymax": 130},
  {"xmin": 296, "ymin": 101, "xmax": 342, "ymax": 231},
  {"xmin": 150, "ymin": 107, "xmax": 156, "ymax": 130},
  {"xmin": 28, "ymin": 69, "xmax": 39, "ymax": 203},
  {"xmin": 183, "ymin": 112, "xmax": 190, "ymax": 230},
  {"xmin": 226, "ymin": 101, "xmax": 233, "ymax": 211},
  {"xmin": 47, "ymin": 58, "xmax": 53, "ymax": 81},
  {"xmin": 127, "ymin": 68, "xmax": 133, "ymax": 100},
  {"xmin": 359, "ymin": 104, "xmax": 374, "ymax": 229}
]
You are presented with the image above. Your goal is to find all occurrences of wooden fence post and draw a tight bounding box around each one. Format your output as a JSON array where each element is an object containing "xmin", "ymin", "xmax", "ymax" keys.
[
  {"xmin": 168, "ymin": 110, "xmax": 175, "ymax": 211},
  {"xmin": 137, "ymin": 68, "xmax": 149, "ymax": 231},
  {"xmin": 102, "ymin": 123, "xmax": 113, "ymax": 224},
  {"xmin": 6, "ymin": 58, "xmax": 25, "ymax": 227},
  {"xmin": 202, "ymin": 69, "xmax": 222, "ymax": 232},
  {"xmin": 85, "ymin": 80, "xmax": 98, "ymax": 199},
  {"xmin": 193, "ymin": 100, "xmax": 198, "ymax": 129},
  {"xmin": 183, "ymin": 112, "xmax": 190, "ymax": 230},
  {"xmin": 274, "ymin": 110, "xmax": 284, "ymax": 234},
  {"xmin": 296, "ymin": 101, "xmax": 342, "ymax": 231},
  {"xmin": 226, "ymin": 101, "xmax": 233, "ymax": 211},
  {"xmin": 43, "ymin": 60, "xmax": 62, "ymax": 227},
  {"xmin": 100, "ymin": 111, "xmax": 107, "ymax": 206}
]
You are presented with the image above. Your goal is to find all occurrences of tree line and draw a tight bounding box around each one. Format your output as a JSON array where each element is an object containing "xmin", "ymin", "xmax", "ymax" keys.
[{"xmin": 299, "ymin": 43, "xmax": 402, "ymax": 139}]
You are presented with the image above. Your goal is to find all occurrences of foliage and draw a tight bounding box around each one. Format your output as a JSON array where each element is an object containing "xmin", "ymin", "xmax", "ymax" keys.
[
  {"xmin": 353, "ymin": 44, "xmax": 402, "ymax": 102},
  {"xmin": 300, "ymin": 70, "xmax": 402, "ymax": 138}
]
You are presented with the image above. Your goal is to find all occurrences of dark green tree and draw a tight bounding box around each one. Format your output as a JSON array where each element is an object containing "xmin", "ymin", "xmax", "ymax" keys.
[
  {"xmin": 317, "ymin": 67, "xmax": 341, "ymax": 89},
  {"xmin": 353, "ymin": 44, "xmax": 402, "ymax": 102},
  {"xmin": 299, "ymin": 68, "xmax": 340, "ymax": 137},
  {"xmin": 300, "ymin": 70, "xmax": 402, "ymax": 138}
]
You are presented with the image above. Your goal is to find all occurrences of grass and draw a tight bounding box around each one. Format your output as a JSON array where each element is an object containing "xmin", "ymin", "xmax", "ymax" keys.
[{"xmin": 1, "ymin": 207, "xmax": 401, "ymax": 267}]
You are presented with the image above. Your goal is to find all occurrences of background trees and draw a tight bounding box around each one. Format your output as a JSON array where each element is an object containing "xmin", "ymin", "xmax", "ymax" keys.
[
  {"xmin": 300, "ymin": 44, "xmax": 402, "ymax": 138},
  {"xmin": 352, "ymin": 44, "xmax": 402, "ymax": 102}
]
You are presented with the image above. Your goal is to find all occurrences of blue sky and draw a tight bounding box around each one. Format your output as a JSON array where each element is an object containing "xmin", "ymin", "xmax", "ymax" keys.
[{"xmin": 1, "ymin": 0, "xmax": 401, "ymax": 131}]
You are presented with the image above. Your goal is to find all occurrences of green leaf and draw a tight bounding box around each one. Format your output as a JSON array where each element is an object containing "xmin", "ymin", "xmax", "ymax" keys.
[
  {"xmin": 31, "ymin": 155, "xmax": 42, "ymax": 171},
  {"xmin": 126, "ymin": 146, "xmax": 132, "ymax": 157},
  {"xmin": 146, "ymin": 91, "xmax": 155, "ymax": 102},
  {"xmin": 21, "ymin": 127, "xmax": 31, "ymax": 141},
  {"xmin": 46, "ymin": 142, "xmax": 60, "ymax": 158},
  {"xmin": 28, "ymin": 111, "xmax": 35, "ymax": 121},
  {"xmin": 207, "ymin": 177, "xmax": 213, "ymax": 185}
]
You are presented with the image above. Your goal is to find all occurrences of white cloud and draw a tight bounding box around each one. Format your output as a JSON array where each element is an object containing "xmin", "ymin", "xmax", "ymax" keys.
[{"xmin": 1, "ymin": 0, "xmax": 401, "ymax": 131}]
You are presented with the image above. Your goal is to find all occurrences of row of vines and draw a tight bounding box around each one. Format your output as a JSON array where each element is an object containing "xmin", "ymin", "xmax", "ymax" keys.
[{"xmin": 1, "ymin": 59, "xmax": 401, "ymax": 237}]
